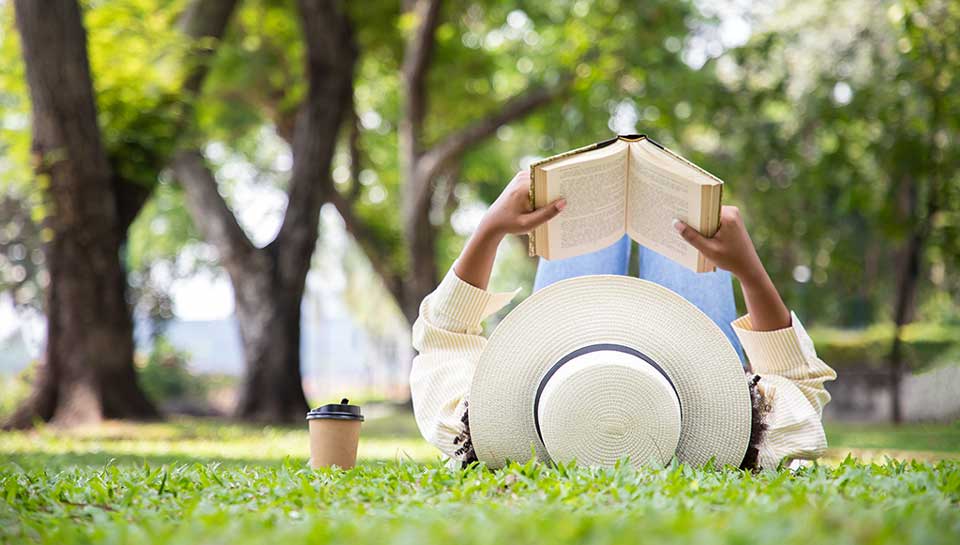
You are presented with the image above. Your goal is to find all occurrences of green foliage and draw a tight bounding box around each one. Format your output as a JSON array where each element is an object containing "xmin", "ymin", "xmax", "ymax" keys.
[
  {"xmin": 137, "ymin": 336, "xmax": 204, "ymax": 405},
  {"xmin": 0, "ymin": 1, "xmax": 32, "ymax": 196},
  {"xmin": 0, "ymin": 4, "xmax": 48, "ymax": 304},
  {"xmin": 345, "ymin": 0, "xmax": 707, "ymax": 278},
  {"xmin": 1, "ymin": 0, "xmax": 189, "ymax": 194},
  {"xmin": 126, "ymin": 179, "xmax": 202, "ymax": 273},
  {"xmin": 0, "ymin": 361, "xmax": 35, "ymax": 420},
  {"xmin": 1, "ymin": 0, "xmax": 212, "ymax": 306},
  {"xmin": 809, "ymin": 322, "xmax": 960, "ymax": 370},
  {"xmin": 1, "ymin": 450, "xmax": 959, "ymax": 544},
  {"xmin": 198, "ymin": 0, "xmax": 306, "ymax": 149},
  {"xmin": 694, "ymin": 0, "xmax": 960, "ymax": 326},
  {"xmin": 85, "ymin": 0, "xmax": 190, "ymax": 188}
]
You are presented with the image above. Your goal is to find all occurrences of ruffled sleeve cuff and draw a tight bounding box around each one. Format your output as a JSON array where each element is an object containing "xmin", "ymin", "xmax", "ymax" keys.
[
  {"xmin": 428, "ymin": 268, "xmax": 520, "ymax": 333},
  {"xmin": 731, "ymin": 311, "xmax": 819, "ymax": 375}
]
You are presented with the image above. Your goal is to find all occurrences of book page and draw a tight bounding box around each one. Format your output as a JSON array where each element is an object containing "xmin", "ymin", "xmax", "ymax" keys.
[
  {"xmin": 541, "ymin": 140, "xmax": 628, "ymax": 260},
  {"xmin": 626, "ymin": 141, "xmax": 702, "ymax": 270}
]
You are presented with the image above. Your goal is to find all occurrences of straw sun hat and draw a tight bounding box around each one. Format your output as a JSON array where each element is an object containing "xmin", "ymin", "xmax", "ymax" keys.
[{"xmin": 469, "ymin": 275, "xmax": 751, "ymax": 469}]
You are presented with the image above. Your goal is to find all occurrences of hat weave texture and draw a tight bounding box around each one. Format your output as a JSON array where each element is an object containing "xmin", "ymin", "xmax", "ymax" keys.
[
  {"xmin": 470, "ymin": 275, "xmax": 751, "ymax": 468},
  {"xmin": 537, "ymin": 351, "xmax": 682, "ymax": 467}
]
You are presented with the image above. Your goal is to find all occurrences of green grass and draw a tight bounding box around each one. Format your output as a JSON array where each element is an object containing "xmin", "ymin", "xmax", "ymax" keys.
[
  {"xmin": 825, "ymin": 421, "xmax": 960, "ymax": 453},
  {"xmin": 2, "ymin": 412, "xmax": 959, "ymax": 544}
]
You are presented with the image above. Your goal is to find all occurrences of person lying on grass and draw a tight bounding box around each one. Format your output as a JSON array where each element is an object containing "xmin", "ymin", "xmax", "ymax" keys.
[{"xmin": 410, "ymin": 170, "xmax": 837, "ymax": 471}]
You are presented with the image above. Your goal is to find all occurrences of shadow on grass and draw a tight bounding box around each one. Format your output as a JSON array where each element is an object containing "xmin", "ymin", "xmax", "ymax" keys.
[
  {"xmin": 8, "ymin": 411, "xmax": 423, "ymax": 443},
  {"xmin": 0, "ymin": 450, "xmax": 415, "ymax": 471}
]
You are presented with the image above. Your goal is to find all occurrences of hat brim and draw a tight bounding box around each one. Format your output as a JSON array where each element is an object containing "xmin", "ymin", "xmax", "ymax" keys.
[{"xmin": 470, "ymin": 275, "xmax": 751, "ymax": 468}]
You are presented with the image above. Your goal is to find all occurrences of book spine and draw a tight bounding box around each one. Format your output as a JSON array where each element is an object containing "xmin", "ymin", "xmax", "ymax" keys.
[
  {"xmin": 528, "ymin": 164, "xmax": 537, "ymax": 256},
  {"xmin": 698, "ymin": 184, "xmax": 722, "ymax": 272}
]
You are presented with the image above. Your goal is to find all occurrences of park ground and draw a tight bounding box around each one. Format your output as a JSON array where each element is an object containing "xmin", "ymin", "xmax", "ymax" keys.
[{"xmin": 2, "ymin": 410, "xmax": 959, "ymax": 544}]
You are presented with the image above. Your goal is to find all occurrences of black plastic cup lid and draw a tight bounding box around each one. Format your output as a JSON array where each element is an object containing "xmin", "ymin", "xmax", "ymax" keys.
[{"xmin": 306, "ymin": 398, "xmax": 364, "ymax": 421}]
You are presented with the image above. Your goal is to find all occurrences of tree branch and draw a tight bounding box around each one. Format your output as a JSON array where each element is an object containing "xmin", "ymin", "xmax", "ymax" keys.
[
  {"xmin": 113, "ymin": 177, "xmax": 153, "ymax": 234},
  {"xmin": 410, "ymin": 80, "xmax": 569, "ymax": 209},
  {"xmin": 113, "ymin": 0, "xmax": 240, "ymax": 234},
  {"xmin": 325, "ymin": 188, "xmax": 404, "ymax": 302},
  {"xmin": 178, "ymin": 0, "xmax": 240, "ymax": 97},
  {"xmin": 423, "ymin": 83, "xmax": 567, "ymax": 176},
  {"xmin": 400, "ymin": 0, "xmax": 443, "ymax": 154},
  {"xmin": 313, "ymin": 95, "xmax": 401, "ymax": 303},
  {"xmin": 348, "ymin": 102, "xmax": 363, "ymax": 203},
  {"xmin": 171, "ymin": 149, "xmax": 255, "ymax": 271},
  {"xmin": 273, "ymin": 0, "xmax": 356, "ymax": 287}
]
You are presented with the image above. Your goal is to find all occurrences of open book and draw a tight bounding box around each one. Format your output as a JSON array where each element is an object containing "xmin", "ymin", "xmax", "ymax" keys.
[{"xmin": 529, "ymin": 135, "xmax": 723, "ymax": 273}]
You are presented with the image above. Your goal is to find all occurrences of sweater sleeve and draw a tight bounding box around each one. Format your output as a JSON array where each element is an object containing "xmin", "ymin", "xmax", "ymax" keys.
[
  {"xmin": 732, "ymin": 312, "xmax": 838, "ymax": 469},
  {"xmin": 409, "ymin": 268, "xmax": 518, "ymax": 462}
]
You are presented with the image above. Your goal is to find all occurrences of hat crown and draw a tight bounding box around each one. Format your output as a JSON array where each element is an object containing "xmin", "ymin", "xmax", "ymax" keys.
[{"xmin": 536, "ymin": 348, "xmax": 682, "ymax": 468}]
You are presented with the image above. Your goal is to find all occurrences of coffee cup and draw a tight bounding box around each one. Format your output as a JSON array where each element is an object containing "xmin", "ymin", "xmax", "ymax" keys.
[{"xmin": 306, "ymin": 398, "xmax": 364, "ymax": 469}]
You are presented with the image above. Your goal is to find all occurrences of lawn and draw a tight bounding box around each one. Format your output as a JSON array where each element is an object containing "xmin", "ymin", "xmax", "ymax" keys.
[{"xmin": 2, "ymin": 411, "xmax": 958, "ymax": 544}]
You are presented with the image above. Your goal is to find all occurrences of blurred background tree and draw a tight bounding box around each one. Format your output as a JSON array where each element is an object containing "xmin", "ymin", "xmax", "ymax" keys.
[
  {"xmin": 0, "ymin": 0, "xmax": 243, "ymax": 427},
  {"xmin": 689, "ymin": 0, "xmax": 960, "ymax": 421},
  {"xmin": 171, "ymin": 0, "xmax": 355, "ymax": 422}
]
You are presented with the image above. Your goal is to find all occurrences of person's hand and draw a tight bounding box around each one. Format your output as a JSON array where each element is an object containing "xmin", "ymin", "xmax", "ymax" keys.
[
  {"xmin": 477, "ymin": 170, "xmax": 566, "ymax": 239},
  {"xmin": 675, "ymin": 206, "xmax": 791, "ymax": 330},
  {"xmin": 673, "ymin": 206, "xmax": 764, "ymax": 282},
  {"xmin": 454, "ymin": 170, "xmax": 566, "ymax": 290}
]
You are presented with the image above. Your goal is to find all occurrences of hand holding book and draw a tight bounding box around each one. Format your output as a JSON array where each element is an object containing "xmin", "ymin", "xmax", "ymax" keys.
[
  {"xmin": 454, "ymin": 171, "xmax": 565, "ymax": 291},
  {"xmin": 478, "ymin": 171, "xmax": 566, "ymax": 238},
  {"xmin": 672, "ymin": 206, "xmax": 760, "ymax": 280},
  {"xmin": 674, "ymin": 206, "xmax": 791, "ymax": 331}
]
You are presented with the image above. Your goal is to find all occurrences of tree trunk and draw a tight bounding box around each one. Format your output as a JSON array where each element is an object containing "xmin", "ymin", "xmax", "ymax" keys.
[
  {"xmin": 233, "ymin": 0, "xmax": 356, "ymax": 421},
  {"xmin": 390, "ymin": 2, "xmax": 568, "ymax": 326},
  {"xmin": 888, "ymin": 331, "xmax": 905, "ymax": 424},
  {"xmin": 232, "ymin": 251, "xmax": 310, "ymax": 422},
  {"xmin": 888, "ymin": 226, "xmax": 924, "ymax": 424},
  {"xmin": 5, "ymin": 0, "xmax": 157, "ymax": 429},
  {"xmin": 172, "ymin": 0, "xmax": 355, "ymax": 423},
  {"xmin": 400, "ymin": 172, "xmax": 439, "ymax": 324},
  {"xmin": 172, "ymin": 152, "xmax": 313, "ymax": 424},
  {"xmin": 887, "ymin": 177, "xmax": 925, "ymax": 425}
]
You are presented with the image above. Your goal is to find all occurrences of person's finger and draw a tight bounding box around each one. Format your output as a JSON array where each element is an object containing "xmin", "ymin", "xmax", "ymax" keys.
[
  {"xmin": 672, "ymin": 219, "xmax": 712, "ymax": 253},
  {"xmin": 520, "ymin": 198, "xmax": 566, "ymax": 230}
]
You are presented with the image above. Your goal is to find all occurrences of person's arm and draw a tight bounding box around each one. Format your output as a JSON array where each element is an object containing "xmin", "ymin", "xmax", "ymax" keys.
[
  {"xmin": 454, "ymin": 170, "xmax": 566, "ymax": 290},
  {"xmin": 673, "ymin": 206, "xmax": 790, "ymax": 331},
  {"xmin": 674, "ymin": 207, "xmax": 836, "ymax": 468},
  {"xmin": 409, "ymin": 274, "xmax": 500, "ymax": 461},
  {"xmin": 411, "ymin": 170, "xmax": 565, "ymax": 464}
]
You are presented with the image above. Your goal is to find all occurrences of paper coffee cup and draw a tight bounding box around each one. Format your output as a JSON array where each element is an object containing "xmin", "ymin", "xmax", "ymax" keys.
[{"xmin": 306, "ymin": 398, "xmax": 364, "ymax": 469}]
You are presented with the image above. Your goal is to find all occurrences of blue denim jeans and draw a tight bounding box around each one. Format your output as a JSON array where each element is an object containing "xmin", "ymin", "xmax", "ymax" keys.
[{"xmin": 532, "ymin": 235, "xmax": 745, "ymax": 363}]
